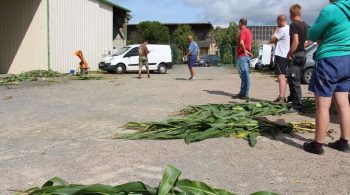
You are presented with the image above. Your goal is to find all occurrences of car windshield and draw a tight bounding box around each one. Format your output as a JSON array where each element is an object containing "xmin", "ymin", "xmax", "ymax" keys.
[{"xmin": 113, "ymin": 47, "xmax": 131, "ymax": 56}]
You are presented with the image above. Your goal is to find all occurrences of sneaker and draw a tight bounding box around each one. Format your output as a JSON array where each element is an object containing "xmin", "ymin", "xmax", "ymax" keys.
[
  {"xmin": 328, "ymin": 140, "xmax": 350, "ymax": 153},
  {"xmin": 232, "ymin": 94, "xmax": 250, "ymax": 100},
  {"xmin": 189, "ymin": 77, "xmax": 196, "ymax": 81},
  {"xmin": 303, "ymin": 142, "xmax": 325, "ymax": 155},
  {"xmin": 273, "ymin": 96, "xmax": 286, "ymax": 105}
]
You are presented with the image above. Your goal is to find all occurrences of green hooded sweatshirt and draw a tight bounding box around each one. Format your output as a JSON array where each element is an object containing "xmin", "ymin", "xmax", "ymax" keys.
[{"xmin": 308, "ymin": 0, "xmax": 350, "ymax": 60}]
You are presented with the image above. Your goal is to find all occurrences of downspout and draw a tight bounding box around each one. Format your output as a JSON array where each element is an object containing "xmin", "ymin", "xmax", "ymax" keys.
[
  {"xmin": 46, "ymin": 0, "xmax": 51, "ymax": 70},
  {"xmin": 125, "ymin": 16, "xmax": 127, "ymax": 46}
]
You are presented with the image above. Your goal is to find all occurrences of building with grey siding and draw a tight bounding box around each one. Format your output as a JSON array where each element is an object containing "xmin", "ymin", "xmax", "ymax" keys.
[
  {"xmin": 0, "ymin": 0, "xmax": 129, "ymax": 74},
  {"xmin": 248, "ymin": 25, "xmax": 277, "ymax": 43}
]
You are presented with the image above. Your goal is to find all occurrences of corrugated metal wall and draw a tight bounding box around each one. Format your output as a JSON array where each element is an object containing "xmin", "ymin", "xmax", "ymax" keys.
[
  {"xmin": 49, "ymin": 0, "xmax": 113, "ymax": 73},
  {"xmin": 0, "ymin": 0, "xmax": 48, "ymax": 74}
]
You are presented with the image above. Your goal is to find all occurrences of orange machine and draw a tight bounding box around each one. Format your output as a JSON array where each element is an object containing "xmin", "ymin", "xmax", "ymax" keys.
[{"xmin": 74, "ymin": 50, "xmax": 89, "ymax": 75}]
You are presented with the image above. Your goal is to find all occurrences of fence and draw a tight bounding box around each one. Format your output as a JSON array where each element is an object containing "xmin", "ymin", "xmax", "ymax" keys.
[{"xmin": 218, "ymin": 46, "xmax": 238, "ymax": 65}]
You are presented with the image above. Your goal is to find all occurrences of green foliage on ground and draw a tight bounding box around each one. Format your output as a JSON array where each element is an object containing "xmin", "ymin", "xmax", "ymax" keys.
[
  {"xmin": 19, "ymin": 165, "xmax": 279, "ymax": 195},
  {"xmin": 137, "ymin": 21, "xmax": 170, "ymax": 44},
  {"xmin": 0, "ymin": 70, "xmax": 61, "ymax": 85},
  {"xmin": 117, "ymin": 102, "xmax": 292, "ymax": 146}
]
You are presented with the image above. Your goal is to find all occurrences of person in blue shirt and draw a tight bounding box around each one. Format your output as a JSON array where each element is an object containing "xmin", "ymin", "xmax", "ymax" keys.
[{"xmin": 187, "ymin": 35, "xmax": 199, "ymax": 80}]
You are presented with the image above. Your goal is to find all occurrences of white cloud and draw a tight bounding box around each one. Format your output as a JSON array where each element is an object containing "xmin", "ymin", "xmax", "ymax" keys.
[{"xmin": 182, "ymin": 0, "xmax": 329, "ymax": 25}]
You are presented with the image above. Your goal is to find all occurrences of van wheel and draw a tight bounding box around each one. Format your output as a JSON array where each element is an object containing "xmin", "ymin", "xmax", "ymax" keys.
[
  {"xmin": 116, "ymin": 64, "xmax": 126, "ymax": 74},
  {"xmin": 158, "ymin": 63, "xmax": 167, "ymax": 74},
  {"xmin": 303, "ymin": 68, "xmax": 313, "ymax": 84}
]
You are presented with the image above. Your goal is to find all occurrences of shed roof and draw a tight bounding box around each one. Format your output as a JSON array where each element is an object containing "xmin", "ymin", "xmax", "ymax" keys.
[{"xmin": 99, "ymin": 0, "xmax": 130, "ymax": 12}]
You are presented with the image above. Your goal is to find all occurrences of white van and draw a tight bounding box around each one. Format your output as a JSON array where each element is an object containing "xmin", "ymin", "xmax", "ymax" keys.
[{"xmin": 99, "ymin": 44, "xmax": 173, "ymax": 74}]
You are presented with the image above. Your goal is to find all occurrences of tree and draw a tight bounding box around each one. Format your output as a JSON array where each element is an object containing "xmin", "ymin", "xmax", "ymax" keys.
[
  {"xmin": 136, "ymin": 21, "xmax": 170, "ymax": 44},
  {"xmin": 213, "ymin": 22, "xmax": 240, "ymax": 64},
  {"xmin": 172, "ymin": 25, "xmax": 197, "ymax": 54},
  {"xmin": 213, "ymin": 22, "xmax": 239, "ymax": 48}
]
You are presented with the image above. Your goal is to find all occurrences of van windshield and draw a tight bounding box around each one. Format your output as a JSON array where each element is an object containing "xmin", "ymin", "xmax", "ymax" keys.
[{"xmin": 113, "ymin": 47, "xmax": 131, "ymax": 56}]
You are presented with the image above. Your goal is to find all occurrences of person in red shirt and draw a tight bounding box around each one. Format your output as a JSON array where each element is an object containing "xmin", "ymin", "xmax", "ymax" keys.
[{"xmin": 233, "ymin": 18, "xmax": 253, "ymax": 100}]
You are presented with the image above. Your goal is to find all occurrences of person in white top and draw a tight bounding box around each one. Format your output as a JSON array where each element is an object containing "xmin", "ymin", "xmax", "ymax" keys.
[{"xmin": 269, "ymin": 15, "xmax": 290, "ymax": 104}]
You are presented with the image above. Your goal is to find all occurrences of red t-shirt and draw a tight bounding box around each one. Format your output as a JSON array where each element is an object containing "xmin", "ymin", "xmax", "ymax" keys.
[{"xmin": 237, "ymin": 27, "xmax": 252, "ymax": 57}]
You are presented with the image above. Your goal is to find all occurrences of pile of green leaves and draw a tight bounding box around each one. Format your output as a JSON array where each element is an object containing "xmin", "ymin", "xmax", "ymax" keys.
[
  {"xmin": 301, "ymin": 98, "xmax": 337, "ymax": 114},
  {"xmin": 0, "ymin": 70, "xmax": 61, "ymax": 85},
  {"xmin": 20, "ymin": 165, "xmax": 278, "ymax": 195},
  {"xmin": 117, "ymin": 102, "xmax": 291, "ymax": 146}
]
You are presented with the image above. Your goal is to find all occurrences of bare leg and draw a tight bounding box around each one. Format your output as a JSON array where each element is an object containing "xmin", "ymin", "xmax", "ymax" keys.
[
  {"xmin": 190, "ymin": 68, "xmax": 196, "ymax": 78},
  {"xmin": 314, "ymin": 96, "xmax": 332, "ymax": 143},
  {"xmin": 278, "ymin": 74, "xmax": 287, "ymax": 98},
  {"xmin": 138, "ymin": 66, "xmax": 142, "ymax": 78},
  {"xmin": 147, "ymin": 67, "xmax": 150, "ymax": 78},
  {"xmin": 333, "ymin": 92, "xmax": 350, "ymax": 140}
]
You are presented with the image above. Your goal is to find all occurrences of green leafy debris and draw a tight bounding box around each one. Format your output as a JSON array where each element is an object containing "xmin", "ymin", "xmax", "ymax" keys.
[
  {"xmin": 20, "ymin": 165, "xmax": 279, "ymax": 195},
  {"xmin": 116, "ymin": 102, "xmax": 292, "ymax": 146},
  {"xmin": 0, "ymin": 70, "xmax": 61, "ymax": 85}
]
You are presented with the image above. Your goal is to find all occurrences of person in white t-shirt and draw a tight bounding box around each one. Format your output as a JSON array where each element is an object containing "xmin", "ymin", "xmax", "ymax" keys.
[{"xmin": 269, "ymin": 15, "xmax": 290, "ymax": 104}]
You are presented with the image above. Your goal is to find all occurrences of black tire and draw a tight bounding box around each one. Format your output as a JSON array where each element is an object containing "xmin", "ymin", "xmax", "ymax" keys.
[
  {"xmin": 303, "ymin": 68, "xmax": 313, "ymax": 84},
  {"xmin": 255, "ymin": 62, "xmax": 263, "ymax": 70},
  {"xmin": 158, "ymin": 63, "xmax": 168, "ymax": 74},
  {"xmin": 116, "ymin": 64, "xmax": 126, "ymax": 74}
]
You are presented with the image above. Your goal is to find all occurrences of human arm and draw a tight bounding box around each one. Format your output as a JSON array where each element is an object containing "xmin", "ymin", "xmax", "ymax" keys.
[
  {"xmin": 187, "ymin": 43, "xmax": 194, "ymax": 57},
  {"xmin": 269, "ymin": 28, "xmax": 280, "ymax": 44},
  {"xmin": 196, "ymin": 48, "xmax": 200, "ymax": 61},
  {"xmin": 308, "ymin": 7, "xmax": 332, "ymax": 42},
  {"xmin": 240, "ymin": 40, "xmax": 253, "ymax": 57},
  {"xmin": 287, "ymin": 34, "xmax": 299, "ymax": 60}
]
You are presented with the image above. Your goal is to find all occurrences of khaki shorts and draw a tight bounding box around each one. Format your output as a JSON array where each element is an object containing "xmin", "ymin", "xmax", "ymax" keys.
[{"xmin": 139, "ymin": 57, "xmax": 149, "ymax": 68}]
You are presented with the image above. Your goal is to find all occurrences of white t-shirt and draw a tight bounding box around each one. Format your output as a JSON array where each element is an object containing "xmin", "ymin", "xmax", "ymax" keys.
[{"xmin": 274, "ymin": 25, "xmax": 290, "ymax": 58}]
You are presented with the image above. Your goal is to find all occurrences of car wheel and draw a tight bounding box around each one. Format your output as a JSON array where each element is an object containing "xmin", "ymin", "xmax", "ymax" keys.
[
  {"xmin": 116, "ymin": 64, "xmax": 126, "ymax": 74},
  {"xmin": 158, "ymin": 63, "xmax": 167, "ymax": 74},
  {"xmin": 255, "ymin": 62, "xmax": 263, "ymax": 70},
  {"xmin": 303, "ymin": 68, "xmax": 313, "ymax": 84}
]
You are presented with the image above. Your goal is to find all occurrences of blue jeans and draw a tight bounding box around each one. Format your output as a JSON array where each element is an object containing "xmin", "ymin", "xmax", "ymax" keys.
[{"xmin": 238, "ymin": 56, "xmax": 251, "ymax": 96}]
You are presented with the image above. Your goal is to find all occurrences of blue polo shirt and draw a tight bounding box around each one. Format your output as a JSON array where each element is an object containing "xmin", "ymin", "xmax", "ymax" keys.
[{"xmin": 189, "ymin": 41, "xmax": 199, "ymax": 56}]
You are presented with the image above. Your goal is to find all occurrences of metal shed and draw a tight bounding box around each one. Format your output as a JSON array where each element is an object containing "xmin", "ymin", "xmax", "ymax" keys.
[{"xmin": 0, "ymin": 0, "xmax": 130, "ymax": 74}]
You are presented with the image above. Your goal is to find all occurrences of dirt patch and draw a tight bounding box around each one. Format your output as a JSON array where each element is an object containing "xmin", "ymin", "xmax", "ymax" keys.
[{"xmin": 0, "ymin": 65, "xmax": 348, "ymax": 195}]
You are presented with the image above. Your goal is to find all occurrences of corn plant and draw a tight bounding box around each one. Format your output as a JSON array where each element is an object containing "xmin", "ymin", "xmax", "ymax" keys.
[
  {"xmin": 18, "ymin": 165, "xmax": 279, "ymax": 195},
  {"xmin": 117, "ymin": 102, "xmax": 292, "ymax": 146}
]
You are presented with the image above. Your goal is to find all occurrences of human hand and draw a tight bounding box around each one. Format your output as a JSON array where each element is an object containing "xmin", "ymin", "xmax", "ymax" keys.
[{"xmin": 245, "ymin": 51, "xmax": 253, "ymax": 58}]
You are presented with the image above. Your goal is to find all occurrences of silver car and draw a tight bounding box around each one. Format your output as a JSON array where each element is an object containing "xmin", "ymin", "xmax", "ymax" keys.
[{"xmin": 302, "ymin": 44, "xmax": 318, "ymax": 84}]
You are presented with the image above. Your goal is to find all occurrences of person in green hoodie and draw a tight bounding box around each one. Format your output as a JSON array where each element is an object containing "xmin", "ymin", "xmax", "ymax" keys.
[{"xmin": 304, "ymin": 0, "xmax": 350, "ymax": 155}]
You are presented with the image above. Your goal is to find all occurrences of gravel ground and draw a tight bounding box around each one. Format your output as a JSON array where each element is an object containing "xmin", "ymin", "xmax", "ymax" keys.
[{"xmin": 0, "ymin": 65, "xmax": 349, "ymax": 195}]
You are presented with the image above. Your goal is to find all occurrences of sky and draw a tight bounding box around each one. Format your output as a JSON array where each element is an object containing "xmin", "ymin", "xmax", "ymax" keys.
[{"xmin": 113, "ymin": 0, "xmax": 330, "ymax": 26}]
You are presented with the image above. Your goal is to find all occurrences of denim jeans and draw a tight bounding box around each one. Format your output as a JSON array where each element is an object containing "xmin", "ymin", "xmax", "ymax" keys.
[{"xmin": 238, "ymin": 56, "xmax": 251, "ymax": 96}]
